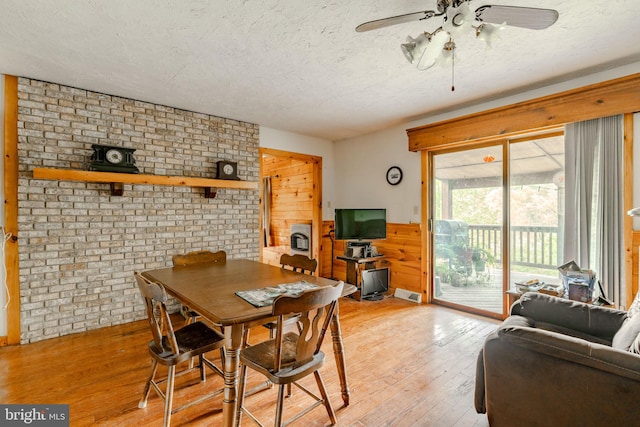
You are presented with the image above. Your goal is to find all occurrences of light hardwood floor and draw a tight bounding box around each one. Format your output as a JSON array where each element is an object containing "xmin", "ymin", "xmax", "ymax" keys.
[{"xmin": 0, "ymin": 296, "xmax": 498, "ymax": 426}]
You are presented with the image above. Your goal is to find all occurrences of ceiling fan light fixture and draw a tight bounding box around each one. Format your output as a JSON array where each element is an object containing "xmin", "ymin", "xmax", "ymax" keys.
[
  {"xmin": 400, "ymin": 42, "xmax": 417, "ymax": 63},
  {"xmin": 400, "ymin": 39, "xmax": 418, "ymax": 63},
  {"xmin": 417, "ymin": 29, "xmax": 448, "ymax": 70},
  {"xmin": 401, "ymin": 33, "xmax": 431, "ymax": 64},
  {"xmin": 358, "ymin": 2, "xmax": 559, "ymax": 85},
  {"xmin": 476, "ymin": 22, "xmax": 506, "ymax": 47},
  {"xmin": 437, "ymin": 38, "xmax": 456, "ymax": 67}
]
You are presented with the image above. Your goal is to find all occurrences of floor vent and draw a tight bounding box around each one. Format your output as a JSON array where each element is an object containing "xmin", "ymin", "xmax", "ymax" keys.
[{"xmin": 394, "ymin": 288, "xmax": 422, "ymax": 303}]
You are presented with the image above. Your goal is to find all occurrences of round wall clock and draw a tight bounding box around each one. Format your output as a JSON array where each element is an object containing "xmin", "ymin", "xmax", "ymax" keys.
[{"xmin": 386, "ymin": 166, "xmax": 403, "ymax": 185}]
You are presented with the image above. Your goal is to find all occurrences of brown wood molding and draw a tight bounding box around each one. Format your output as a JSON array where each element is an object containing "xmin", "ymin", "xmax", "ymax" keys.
[
  {"xmin": 624, "ymin": 113, "xmax": 635, "ymax": 307},
  {"xmin": 32, "ymin": 168, "xmax": 258, "ymax": 192},
  {"xmin": 4, "ymin": 75, "xmax": 20, "ymax": 344},
  {"xmin": 407, "ymin": 73, "xmax": 640, "ymax": 151}
]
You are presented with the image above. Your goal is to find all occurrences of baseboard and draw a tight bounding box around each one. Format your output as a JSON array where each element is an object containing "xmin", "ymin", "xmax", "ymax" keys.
[{"xmin": 394, "ymin": 288, "xmax": 422, "ymax": 303}]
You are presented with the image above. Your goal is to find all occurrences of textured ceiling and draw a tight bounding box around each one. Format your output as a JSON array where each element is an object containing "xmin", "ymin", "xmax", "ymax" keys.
[{"xmin": 1, "ymin": 0, "xmax": 640, "ymax": 141}]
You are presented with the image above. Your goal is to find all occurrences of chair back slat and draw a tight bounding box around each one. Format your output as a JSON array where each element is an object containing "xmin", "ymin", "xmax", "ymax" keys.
[
  {"xmin": 172, "ymin": 250, "xmax": 226, "ymax": 267},
  {"xmin": 135, "ymin": 272, "xmax": 179, "ymax": 354},
  {"xmin": 279, "ymin": 253, "xmax": 317, "ymax": 275},
  {"xmin": 272, "ymin": 281, "xmax": 343, "ymax": 371}
]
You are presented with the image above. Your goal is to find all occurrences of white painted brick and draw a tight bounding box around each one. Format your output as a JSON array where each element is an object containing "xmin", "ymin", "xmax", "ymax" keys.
[{"xmin": 17, "ymin": 77, "xmax": 260, "ymax": 343}]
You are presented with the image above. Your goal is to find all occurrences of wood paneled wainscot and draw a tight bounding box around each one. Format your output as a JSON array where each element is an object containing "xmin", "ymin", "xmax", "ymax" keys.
[{"xmin": 321, "ymin": 221, "xmax": 422, "ymax": 297}]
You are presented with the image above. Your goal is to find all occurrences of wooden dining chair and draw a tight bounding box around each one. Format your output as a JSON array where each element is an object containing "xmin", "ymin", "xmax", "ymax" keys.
[
  {"xmin": 262, "ymin": 253, "xmax": 319, "ymax": 338},
  {"xmin": 172, "ymin": 250, "xmax": 226, "ymax": 325},
  {"xmin": 172, "ymin": 249, "xmax": 227, "ymax": 268},
  {"xmin": 279, "ymin": 253, "xmax": 318, "ymax": 275},
  {"xmin": 237, "ymin": 281, "xmax": 344, "ymax": 427},
  {"xmin": 134, "ymin": 272, "xmax": 225, "ymax": 427}
]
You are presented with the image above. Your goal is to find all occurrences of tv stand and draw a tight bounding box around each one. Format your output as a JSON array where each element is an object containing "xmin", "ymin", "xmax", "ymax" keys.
[
  {"xmin": 337, "ymin": 254, "xmax": 388, "ymax": 301},
  {"xmin": 363, "ymin": 293, "xmax": 384, "ymax": 301},
  {"xmin": 345, "ymin": 241, "xmax": 378, "ymax": 258}
]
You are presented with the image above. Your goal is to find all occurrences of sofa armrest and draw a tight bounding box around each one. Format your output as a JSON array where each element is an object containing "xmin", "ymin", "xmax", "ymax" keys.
[
  {"xmin": 510, "ymin": 292, "xmax": 627, "ymax": 341},
  {"xmin": 498, "ymin": 319, "xmax": 640, "ymax": 381}
]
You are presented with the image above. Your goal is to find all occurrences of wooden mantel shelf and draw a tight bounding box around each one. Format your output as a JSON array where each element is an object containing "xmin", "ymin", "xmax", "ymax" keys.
[{"xmin": 32, "ymin": 168, "xmax": 258, "ymax": 198}]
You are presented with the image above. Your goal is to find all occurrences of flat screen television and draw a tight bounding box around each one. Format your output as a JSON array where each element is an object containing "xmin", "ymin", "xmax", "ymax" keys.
[
  {"xmin": 334, "ymin": 208, "xmax": 386, "ymax": 241},
  {"xmin": 361, "ymin": 268, "xmax": 389, "ymax": 300}
]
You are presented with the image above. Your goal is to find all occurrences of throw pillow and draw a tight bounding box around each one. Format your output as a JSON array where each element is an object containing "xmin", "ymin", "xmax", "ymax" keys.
[
  {"xmin": 612, "ymin": 314, "xmax": 640, "ymax": 354},
  {"xmin": 630, "ymin": 331, "xmax": 640, "ymax": 354},
  {"xmin": 628, "ymin": 291, "xmax": 640, "ymax": 318}
]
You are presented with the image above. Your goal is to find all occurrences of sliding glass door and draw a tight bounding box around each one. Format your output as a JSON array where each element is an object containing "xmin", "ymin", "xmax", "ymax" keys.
[
  {"xmin": 431, "ymin": 133, "xmax": 565, "ymax": 316},
  {"xmin": 509, "ymin": 135, "xmax": 564, "ymax": 289},
  {"xmin": 432, "ymin": 144, "xmax": 505, "ymax": 314}
]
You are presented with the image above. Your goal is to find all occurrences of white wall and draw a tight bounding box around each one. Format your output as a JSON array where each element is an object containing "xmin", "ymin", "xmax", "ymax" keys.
[
  {"xmin": 335, "ymin": 63, "xmax": 640, "ymax": 226},
  {"xmin": 334, "ymin": 127, "xmax": 421, "ymax": 224},
  {"xmin": 259, "ymin": 126, "xmax": 336, "ymax": 221}
]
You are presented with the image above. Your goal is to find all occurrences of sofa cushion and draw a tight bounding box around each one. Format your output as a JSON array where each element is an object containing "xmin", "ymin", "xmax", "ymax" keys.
[
  {"xmin": 534, "ymin": 321, "xmax": 612, "ymax": 345},
  {"xmin": 612, "ymin": 314, "xmax": 640, "ymax": 354},
  {"xmin": 511, "ymin": 292, "xmax": 627, "ymax": 342},
  {"xmin": 499, "ymin": 312, "xmax": 607, "ymax": 344}
]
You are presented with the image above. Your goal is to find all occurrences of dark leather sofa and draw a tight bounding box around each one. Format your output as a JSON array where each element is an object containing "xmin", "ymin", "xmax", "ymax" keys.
[{"xmin": 475, "ymin": 292, "xmax": 640, "ymax": 426}]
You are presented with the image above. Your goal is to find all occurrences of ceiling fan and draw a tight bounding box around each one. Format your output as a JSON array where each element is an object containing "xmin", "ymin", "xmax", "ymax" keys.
[{"xmin": 356, "ymin": 0, "xmax": 559, "ymax": 88}]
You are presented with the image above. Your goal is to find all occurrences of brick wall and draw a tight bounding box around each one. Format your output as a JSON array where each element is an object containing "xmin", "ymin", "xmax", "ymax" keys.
[{"xmin": 16, "ymin": 78, "xmax": 260, "ymax": 343}]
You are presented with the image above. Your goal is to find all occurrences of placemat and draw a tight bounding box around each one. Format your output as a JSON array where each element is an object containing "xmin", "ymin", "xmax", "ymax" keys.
[{"xmin": 236, "ymin": 281, "xmax": 319, "ymax": 307}]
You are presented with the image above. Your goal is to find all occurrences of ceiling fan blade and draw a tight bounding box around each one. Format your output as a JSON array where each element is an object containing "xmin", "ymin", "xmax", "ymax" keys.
[
  {"xmin": 356, "ymin": 10, "xmax": 438, "ymax": 33},
  {"xmin": 476, "ymin": 5, "xmax": 559, "ymax": 30}
]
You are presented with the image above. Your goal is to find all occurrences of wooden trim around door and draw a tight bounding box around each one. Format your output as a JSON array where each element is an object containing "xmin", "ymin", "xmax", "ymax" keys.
[
  {"xmin": 407, "ymin": 73, "xmax": 640, "ymax": 151},
  {"xmin": 4, "ymin": 75, "xmax": 20, "ymax": 345},
  {"xmin": 259, "ymin": 147, "xmax": 323, "ymax": 272},
  {"xmin": 413, "ymin": 74, "xmax": 638, "ymax": 310},
  {"xmin": 624, "ymin": 113, "xmax": 635, "ymax": 306}
]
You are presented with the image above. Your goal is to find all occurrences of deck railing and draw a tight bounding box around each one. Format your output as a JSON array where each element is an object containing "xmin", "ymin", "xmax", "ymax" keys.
[{"xmin": 468, "ymin": 224, "xmax": 560, "ymax": 270}]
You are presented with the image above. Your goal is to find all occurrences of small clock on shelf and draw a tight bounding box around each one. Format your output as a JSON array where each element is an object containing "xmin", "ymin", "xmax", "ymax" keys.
[
  {"xmin": 89, "ymin": 144, "xmax": 139, "ymax": 174},
  {"xmin": 216, "ymin": 160, "xmax": 239, "ymax": 180}
]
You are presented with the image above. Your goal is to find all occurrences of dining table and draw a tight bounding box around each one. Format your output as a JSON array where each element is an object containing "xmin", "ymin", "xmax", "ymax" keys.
[{"xmin": 142, "ymin": 258, "xmax": 355, "ymax": 427}]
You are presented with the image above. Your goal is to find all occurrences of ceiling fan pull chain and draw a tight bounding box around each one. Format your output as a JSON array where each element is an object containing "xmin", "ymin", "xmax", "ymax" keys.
[{"xmin": 451, "ymin": 50, "xmax": 455, "ymax": 92}]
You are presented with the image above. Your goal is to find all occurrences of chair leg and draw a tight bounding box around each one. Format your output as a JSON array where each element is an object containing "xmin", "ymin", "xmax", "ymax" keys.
[
  {"xmin": 236, "ymin": 363, "xmax": 248, "ymax": 425},
  {"xmin": 219, "ymin": 347, "xmax": 226, "ymax": 367},
  {"xmin": 314, "ymin": 371, "xmax": 337, "ymax": 425},
  {"xmin": 275, "ymin": 384, "xmax": 287, "ymax": 427},
  {"xmin": 186, "ymin": 312, "xmax": 196, "ymax": 369},
  {"xmin": 164, "ymin": 365, "xmax": 176, "ymax": 427},
  {"xmin": 139, "ymin": 360, "xmax": 159, "ymax": 408},
  {"xmin": 199, "ymin": 354, "xmax": 206, "ymax": 381}
]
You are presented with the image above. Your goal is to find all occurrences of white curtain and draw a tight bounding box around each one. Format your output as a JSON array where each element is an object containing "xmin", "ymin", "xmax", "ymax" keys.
[
  {"xmin": 262, "ymin": 176, "xmax": 272, "ymax": 247},
  {"xmin": 564, "ymin": 115, "xmax": 624, "ymax": 304}
]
